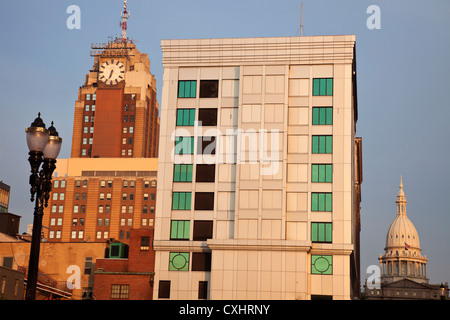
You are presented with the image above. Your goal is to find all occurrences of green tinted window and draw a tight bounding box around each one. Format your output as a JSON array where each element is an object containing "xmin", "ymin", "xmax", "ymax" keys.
[
  {"xmin": 313, "ymin": 79, "xmax": 320, "ymax": 96},
  {"xmin": 311, "ymin": 255, "xmax": 333, "ymax": 274},
  {"xmin": 178, "ymin": 81, "xmax": 197, "ymax": 98},
  {"xmin": 174, "ymin": 164, "xmax": 193, "ymax": 182},
  {"xmin": 172, "ymin": 192, "xmax": 192, "ymax": 210},
  {"xmin": 176, "ymin": 109, "xmax": 195, "ymax": 126},
  {"xmin": 326, "ymin": 79, "xmax": 333, "ymax": 95},
  {"xmin": 312, "ymin": 136, "xmax": 332, "ymax": 154},
  {"xmin": 312, "ymin": 78, "xmax": 333, "ymax": 96},
  {"xmin": 169, "ymin": 252, "xmax": 189, "ymax": 271},
  {"xmin": 311, "ymin": 222, "xmax": 332, "ymax": 243},
  {"xmin": 312, "ymin": 164, "xmax": 332, "ymax": 183},
  {"xmin": 312, "ymin": 107, "xmax": 333, "ymax": 125},
  {"xmin": 311, "ymin": 192, "xmax": 332, "ymax": 212},
  {"xmin": 170, "ymin": 220, "xmax": 190, "ymax": 240},
  {"xmin": 175, "ymin": 137, "xmax": 194, "ymax": 155}
]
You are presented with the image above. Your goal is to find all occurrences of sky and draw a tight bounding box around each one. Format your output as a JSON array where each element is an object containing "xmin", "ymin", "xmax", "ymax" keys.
[{"xmin": 0, "ymin": 0, "xmax": 449, "ymax": 287}]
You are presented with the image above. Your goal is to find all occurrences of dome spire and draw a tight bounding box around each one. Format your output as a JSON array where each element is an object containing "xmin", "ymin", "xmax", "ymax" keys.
[{"xmin": 396, "ymin": 175, "xmax": 407, "ymax": 216}]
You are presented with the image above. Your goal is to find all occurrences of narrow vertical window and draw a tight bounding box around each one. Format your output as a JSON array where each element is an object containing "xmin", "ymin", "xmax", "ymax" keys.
[
  {"xmin": 158, "ymin": 281, "xmax": 171, "ymax": 299},
  {"xmin": 198, "ymin": 281, "xmax": 208, "ymax": 300}
]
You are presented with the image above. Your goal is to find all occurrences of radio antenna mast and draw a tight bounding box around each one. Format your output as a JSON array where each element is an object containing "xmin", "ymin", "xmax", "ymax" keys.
[
  {"xmin": 120, "ymin": 0, "xmax": 129, "ymax": 42},
  {"xmin": 300, "ymin": 2, "xmax": 304, "ymax": 36}
]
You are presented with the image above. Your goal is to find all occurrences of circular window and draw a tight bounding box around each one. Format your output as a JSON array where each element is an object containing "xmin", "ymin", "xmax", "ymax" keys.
[
  {"xmin": 169, "ymin": 252, "xmax": 189, "ymax": 271},
  {"xmin": 311, "ymin": 255, "xmax": 332, "ymax": 274},
  {"xmin": 314, "ymin": 257, "xmax": 331, "ymax": 272}
]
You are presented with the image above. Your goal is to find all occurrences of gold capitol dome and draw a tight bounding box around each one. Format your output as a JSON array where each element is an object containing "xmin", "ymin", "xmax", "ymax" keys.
[
  {"xmin": 385, "ymin": 176, "xmax": 421, "ymax": 251},
  {"xmin": 380, "ymin": 177, "xmax": 428, "ymax": 284}
]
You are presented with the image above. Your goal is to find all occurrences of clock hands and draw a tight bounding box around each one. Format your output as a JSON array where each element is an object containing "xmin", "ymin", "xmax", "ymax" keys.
[{"xmin": 100, "ymin": 60, "xmax": 124, "ymax": 85}]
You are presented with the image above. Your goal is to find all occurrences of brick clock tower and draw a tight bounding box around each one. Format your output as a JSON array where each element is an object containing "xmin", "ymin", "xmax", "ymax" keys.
[
  {"xmin": 71, "ymin": 36, "xmax": 159, "ymax": 159},
  {"xmin": 43, "ymin": 1, "xmax": 159, "ymax": 246}
]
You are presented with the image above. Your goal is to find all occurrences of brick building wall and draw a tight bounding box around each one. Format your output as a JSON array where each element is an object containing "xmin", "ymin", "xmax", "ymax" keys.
[{"xmin": 93, "ymin": 229, "xmax": 155, "ymax": 300}]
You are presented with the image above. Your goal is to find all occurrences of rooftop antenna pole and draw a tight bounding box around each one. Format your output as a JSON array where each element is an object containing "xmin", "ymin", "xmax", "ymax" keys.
[
  {"xmin": 300, "ymin": 2, "xmax": 304, "ymax": 36},
  {"xmin": 120, "ymin": 0, "xmax": 129, "ymax": 42}
]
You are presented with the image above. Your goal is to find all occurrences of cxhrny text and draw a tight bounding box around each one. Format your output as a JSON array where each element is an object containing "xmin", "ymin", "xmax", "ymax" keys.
[{"xmin": 179, "ymin": 304, "xmax": 270, "ymax": 317}]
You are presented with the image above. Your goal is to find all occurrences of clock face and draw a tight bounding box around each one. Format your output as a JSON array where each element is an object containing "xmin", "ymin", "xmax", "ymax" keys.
[{"xmin": 99, "ymin": 59, "xmax": 125, "ymax": 85}]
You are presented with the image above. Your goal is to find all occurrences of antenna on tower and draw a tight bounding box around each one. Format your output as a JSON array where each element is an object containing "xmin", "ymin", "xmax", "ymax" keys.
[
  {"xmin": 120, "ymin": 0, "xmax": 130, "ymax": 42},
  {"xmin": 300, "ymin": 2, "xmax": 304, "ymax": 36}
]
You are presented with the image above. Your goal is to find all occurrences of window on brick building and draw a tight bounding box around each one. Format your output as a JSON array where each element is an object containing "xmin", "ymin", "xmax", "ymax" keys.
[
  {"xmin": 111, "ymin": 284, "xmax": 129, "ymax": 299},
  {"xmin": 84, "ymin": 257, "xmax": 93, "ymax": 275},
  {"xmin": 140, "ymin": 236, "xmax": 150, "ymax": 250}
]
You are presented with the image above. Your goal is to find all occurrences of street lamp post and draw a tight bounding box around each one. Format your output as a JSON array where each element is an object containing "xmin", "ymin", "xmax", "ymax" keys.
[{"xmin": 25, "ymin": 113, "xmax": 62, "ymax": 300}]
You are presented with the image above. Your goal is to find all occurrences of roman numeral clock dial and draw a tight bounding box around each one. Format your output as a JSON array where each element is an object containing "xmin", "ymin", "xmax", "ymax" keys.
[{"xmin": 99, "ymin": 59, "xmax": 125, "ymax": 85}]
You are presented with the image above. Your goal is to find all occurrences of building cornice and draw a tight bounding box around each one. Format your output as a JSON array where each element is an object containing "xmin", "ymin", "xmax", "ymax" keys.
[{"xmin": 161, "ymin": 35, "xmax": 356, "ymax": 67}]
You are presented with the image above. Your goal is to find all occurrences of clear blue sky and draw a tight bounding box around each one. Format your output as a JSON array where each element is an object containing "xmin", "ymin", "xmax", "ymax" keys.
[{"xmin": 0, "ymin": 0, "xmax": 449, "ymax": 286}]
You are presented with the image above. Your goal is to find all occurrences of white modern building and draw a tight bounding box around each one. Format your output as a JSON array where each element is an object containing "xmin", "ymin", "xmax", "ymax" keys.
[{"xmin": 154, "ymin": 35, "xmax": 362, "ymax": 300}]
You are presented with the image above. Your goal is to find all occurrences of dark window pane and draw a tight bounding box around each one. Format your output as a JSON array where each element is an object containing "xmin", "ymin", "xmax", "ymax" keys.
[
  {"xmin": 193, "ymin": 220, "xmax": 213, "ymax": 241},
  {"xmin": 158, "ymin": 281, "xmax": 171, "ymax": 298},
  {"xmin": 200, "ymin": 80, "xmax": 219, "ymax": 98},
  {"xmin": 192, "ymin": 252, "xmax": 212, "ymax": 271},
  {"xmin": 194, "ymin": 192, "xmax": 214, "ymax": 210},
  {"xmin": 198, "ymin": 281, "xmax": 208, "ymax": 299},
  {"xmin": 198, "ymin": 108, "xmax": 218, "ymax": 126},
  {"xmin": 196, "ymin": 164, "xmax": 215, "ymax": 182},
  {"xmin": 311, "ymin": 295, "xmax": 333, "ymax": 300},
  {"xmin": 2, "ymin": 257, "xmax": 13, "ymax": 268},
  {"xmin": 197, "ymin": 136, "xmax": 216, "ymax": 155},
  {"xmin": 141, "ymin": 236, "xmax": 150, "ymax": 247}
]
